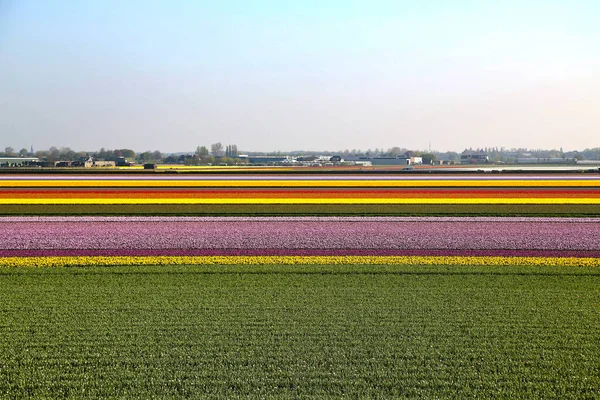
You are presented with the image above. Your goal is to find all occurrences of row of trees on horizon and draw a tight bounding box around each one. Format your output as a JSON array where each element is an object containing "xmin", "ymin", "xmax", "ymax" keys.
[{"xmin": 1, "ymin": 145, "xmax": 599, "ymax": 164}]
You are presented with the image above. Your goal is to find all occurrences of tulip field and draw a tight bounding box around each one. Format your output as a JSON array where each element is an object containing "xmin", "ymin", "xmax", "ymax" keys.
[
  {"xmin": 1, "ymin": 172, "xmax": 599, "ymax": 397},
  {"xmin": 1, "ymin": 173, "xmax": 600, "ymax": 215},
  {"xmin": 1, "ymin": 216, "xmax": 600, "ymax": 268}
]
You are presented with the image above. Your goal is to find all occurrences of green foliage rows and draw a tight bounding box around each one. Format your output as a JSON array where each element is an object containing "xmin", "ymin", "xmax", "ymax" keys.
[
  {"xmin": 2, "ymin": 203, "xmax": 599, "ymax": 216},
  {"xmin": 0, "ymin": 264, "xmax": 598, "ymax": 398}
]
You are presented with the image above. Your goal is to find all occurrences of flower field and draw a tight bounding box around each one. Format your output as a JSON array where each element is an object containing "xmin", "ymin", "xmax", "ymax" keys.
[
  {"xmin": 1, "ymin": 216, "xmax": 600, "ymax": 267},
  {"xmin": 1, "ymin": 171, "xmax": 599, "ymax": 397},
  {"xmin": 1, "ymin": 173, "xmax": 599, "ymax": 266},
  {"xmin": 1, "ymin": 173, "xmax": 599, "ymax": 215}
]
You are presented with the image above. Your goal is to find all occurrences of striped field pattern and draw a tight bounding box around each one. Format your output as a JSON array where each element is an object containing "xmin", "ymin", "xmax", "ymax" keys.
[
  {"xmin": 2, "ymin": 216, "xmax": 599, "ymax": 267},
  {"xmin": 1, "ymin": 174, "xmax": 600, "ymax": 209},
  {"xmin": 0, "ymin": 173, "xmax": 599, "ymax": 266},
  {"xmin": 1, "ymin": 172, "xmax": 600, "ymax": 398}
]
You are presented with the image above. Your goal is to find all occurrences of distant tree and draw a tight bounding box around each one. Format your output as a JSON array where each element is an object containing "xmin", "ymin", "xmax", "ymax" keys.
[
  {"xmin": 219, "ymin": 156, "xmax": 233, "ymax": 165},
  {"xmin": 197, "ymin": 146, "xmax": 209, "ymax": 157},
  {"xmin": 201, "ymin": 155, "xmax": 215, "ymax": 165},
  {"xmin": 47, "ymin": 147, "xmax": 61, "ymax": 162},
  {"xmin": 581, "ymin": 147, "xmax": 600, "ymax": 160},
  {"xmin": 19, "ymin": 148, "xmax": 28, "ymax": 157},
  {"xmin": 225, "ymin": 144, "xmax": 238, "ymax": 158},
  {"xmin": 59, "ymin": 147, "xmax": 76, "ymax": 161},
  {"xmin": 4, "ymin": 147, "xmax": 15, "ymax": 157},
  {"xmin": 120, "ymin": 149, "xmax": 135, "ymax": 158},
  {"xmin": 211, "ymin": 142, "xmax": 223, "ymax": 157},
  {"xmin": 152, "ymin": 150, "xmax": 163, "ymax": 162},
  {"xmin": 164, "ymin": 155, "xmax": 178, "ymax": 164},
  {"xmin": 136, "ymin": 152, "xmax": 154, "ymax": 163},
  {"xmin": 421, "ymin": 153, "xmax": 437, "ymax": 165}
]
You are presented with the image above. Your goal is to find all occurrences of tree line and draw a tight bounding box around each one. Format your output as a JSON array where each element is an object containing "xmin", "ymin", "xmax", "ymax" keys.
[
  {"xmin": 181, "ymin": 143, "xmax": 243, "ymax": 165},
  {"xmin": 2, "ymin": 144, "xmax": 598, "ymax": 164}
]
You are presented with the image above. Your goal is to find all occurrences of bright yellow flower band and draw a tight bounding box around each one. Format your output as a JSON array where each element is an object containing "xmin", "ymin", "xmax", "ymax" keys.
[{"xmin": 1, "ymin": 256, "xmax": 598, "ymax": 268}]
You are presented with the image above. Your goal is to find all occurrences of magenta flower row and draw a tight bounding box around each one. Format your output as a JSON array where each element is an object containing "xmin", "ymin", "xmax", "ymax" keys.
[{"xmin": 2, "ymin": 249, "xmax": 600, "ymax": 258}]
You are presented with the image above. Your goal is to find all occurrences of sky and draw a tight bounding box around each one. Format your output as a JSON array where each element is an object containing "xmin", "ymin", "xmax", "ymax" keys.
[{"xmin": 1, "ymin": 0, "xmax": 599, "ymax": 153}]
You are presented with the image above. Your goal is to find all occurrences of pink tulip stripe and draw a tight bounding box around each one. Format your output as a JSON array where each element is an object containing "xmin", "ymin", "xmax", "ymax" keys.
[
  {"xmin": 1, "ymin": 249, "xmax": 599, "ymax": 258},
  {"xmin": 1, "ymin": 217, "xmax": 599, "ymax": 260}
]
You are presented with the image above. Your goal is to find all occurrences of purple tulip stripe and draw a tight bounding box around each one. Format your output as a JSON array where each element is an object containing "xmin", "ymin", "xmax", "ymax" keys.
[
  {"xmin": 1, "ymin": 249, "xmax": 599, "ymax": 258},
  {"xmin": 1, "ymin": 217, "xmax": 599, "ymax": 258}
]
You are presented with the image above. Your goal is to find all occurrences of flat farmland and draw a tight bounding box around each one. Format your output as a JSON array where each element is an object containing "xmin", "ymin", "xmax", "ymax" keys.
[
  {"xmin": 1, "ymin": 171, "xmax": 599, "ymax": 397},
  {"xmin": 1, "ymin": 173, "xmax": 599, "ymax": 215},
  {"xmin": 1, "ymin": 264, "xmax": 599, "ymax": 398}
]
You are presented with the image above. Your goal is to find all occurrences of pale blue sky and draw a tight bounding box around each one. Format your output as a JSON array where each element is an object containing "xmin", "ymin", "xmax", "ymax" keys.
[{"xmin": 1, "ymin": 0, "xmax": 598, "ymax": 152}]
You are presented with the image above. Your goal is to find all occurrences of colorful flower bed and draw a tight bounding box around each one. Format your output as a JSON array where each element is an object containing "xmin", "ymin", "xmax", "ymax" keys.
[
  {"xmin": 2, "ymin": 216, "xmax": 599, "ymax": 267},
  {"xmin": 1, "ymin": 174, "xmax": 599, "ymax": 215},
  {"xmin": 0, "ymin": 173, "xmax": 598, "ymax": 265}
]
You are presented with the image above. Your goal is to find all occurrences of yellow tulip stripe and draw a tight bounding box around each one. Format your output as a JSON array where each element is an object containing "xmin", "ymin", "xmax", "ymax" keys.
[
  {"xmin": 2, "ymin": 179, "xmax": 600, "ymax": 188},
  {"xmin": 1, "ymin": 255, "xmax": 599, "ymax": 268},
  {"xmin": 1, "ymin": 197, "xmax": 598, "ymax": 205}
]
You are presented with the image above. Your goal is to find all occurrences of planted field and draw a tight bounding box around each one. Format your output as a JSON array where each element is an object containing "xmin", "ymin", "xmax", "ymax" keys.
[
  {"xmin": 1, "ymin": 173, "xmax": 599, "ymax": 215},
  {"xmin": 1, "ymin": 264, "xmax": 599, "ymax": 398},
  {"xmin": 2, "ymin": 216, "xmax": 600, "ymax": 267},
  {"xmin": 1, "ymin": 171, "xmax": 599, "ymax": 397}
]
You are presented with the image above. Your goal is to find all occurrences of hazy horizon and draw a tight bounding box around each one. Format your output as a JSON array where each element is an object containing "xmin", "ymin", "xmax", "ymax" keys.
[{"xmin": 1, "ymin": 1, "xmax": 599, "ymax": 153}]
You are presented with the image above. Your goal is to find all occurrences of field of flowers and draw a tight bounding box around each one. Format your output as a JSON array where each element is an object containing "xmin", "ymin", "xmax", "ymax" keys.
[
  {"xmin": 1, "ymin": 216, "xmax": 600, "ymax": 267},
  {"xmin": 1, "ymin": 171, "xmax": 599, "ymax": 397},
  {"xmin": 1, "ymin": 173, "xmax": 599, "ymax": 215}
]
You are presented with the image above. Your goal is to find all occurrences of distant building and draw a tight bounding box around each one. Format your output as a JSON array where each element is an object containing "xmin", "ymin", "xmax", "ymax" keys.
[
  {"xmin": 116, "ymin": 157, "xmax": 131, "ymax": 166},
  {"xmin": 0, "ymin": 157, "xmax": 40, "ymax": 167},
  {"xmin": 72, "ymin": 157, "xmax": 116, "ymax": 168},
  {"xmin": 517, "ymin": 158, "xmax": 575, "ymax": 164},
  {"xmin": 460, "ymin": 152, "xmax": 489, "ymax": 164},
  {"xmin": 248, "ymin": 156, "xmax": 292, "ymax": 164},
  {"xmin": 345, "ymin": 155, "xmax": 419, "ymax": 166}
]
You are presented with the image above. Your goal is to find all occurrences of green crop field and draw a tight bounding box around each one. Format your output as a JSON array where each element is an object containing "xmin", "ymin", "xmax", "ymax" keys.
[
  {"xmin": 2, "ymin": 203, "xmax": 600, "ymax": 216},
  {"xmin": 0, "ymin": 264, "xmax": 598, "ymax": 398}
]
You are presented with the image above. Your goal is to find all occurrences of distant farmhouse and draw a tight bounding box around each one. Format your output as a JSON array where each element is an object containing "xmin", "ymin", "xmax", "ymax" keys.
[
  {"xmin": 460, "ymin": 151, "xmax": 489, "ymax": 164},
  {"xmin": 71, "ymin": 157, "xmax": 116, "ymax": 168}
]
